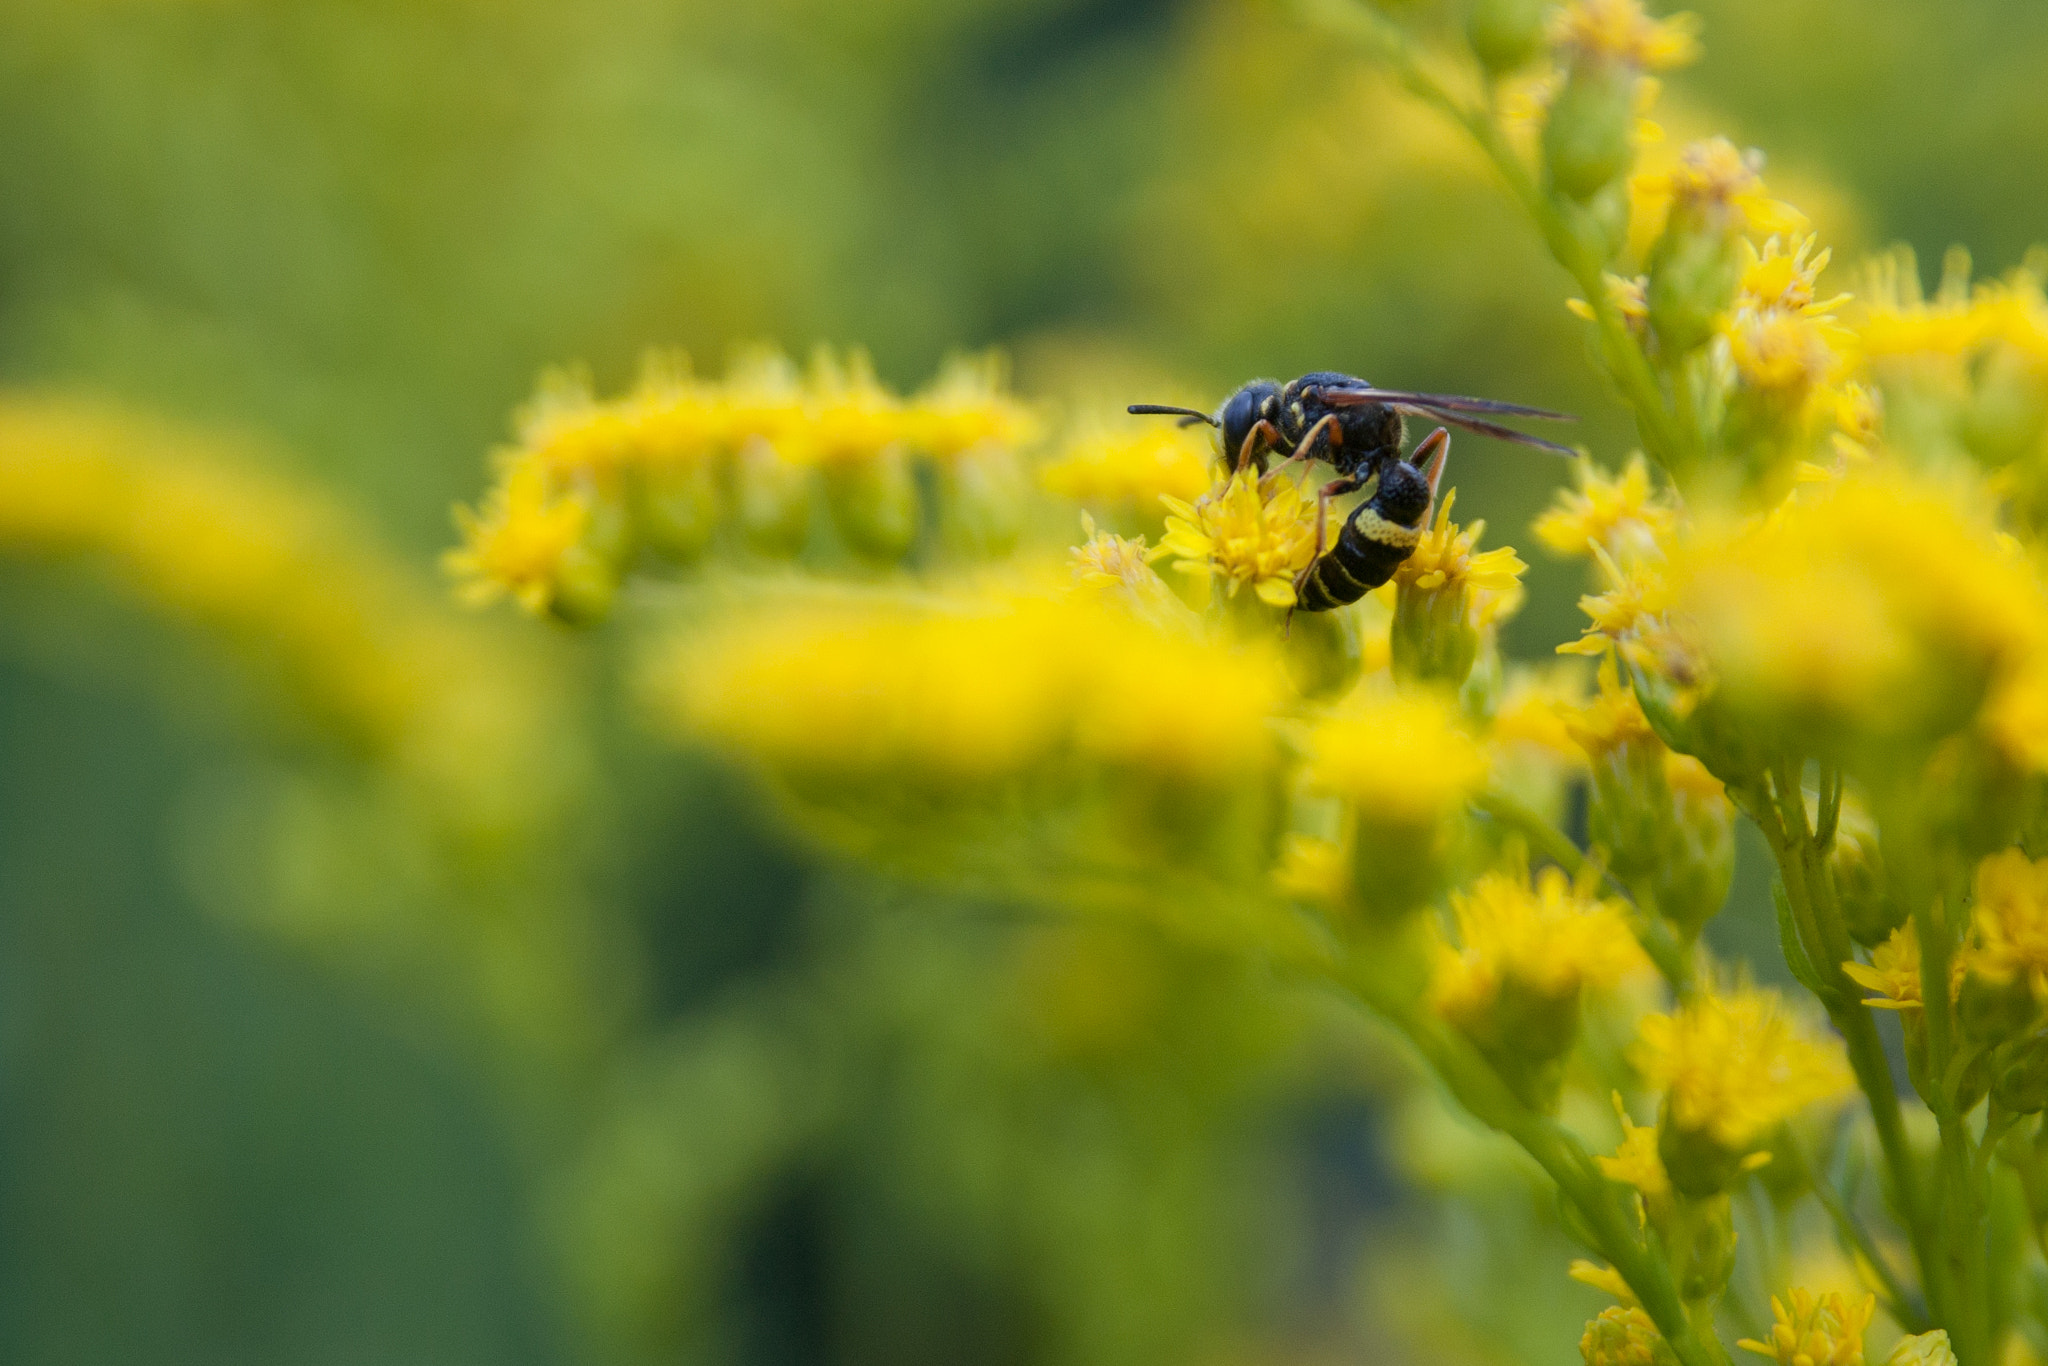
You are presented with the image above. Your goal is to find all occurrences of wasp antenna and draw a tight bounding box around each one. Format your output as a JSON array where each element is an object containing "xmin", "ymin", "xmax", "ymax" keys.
[{"xmin": 1128, "ymin": 403, "xmax": 1219, "ymax": 427}]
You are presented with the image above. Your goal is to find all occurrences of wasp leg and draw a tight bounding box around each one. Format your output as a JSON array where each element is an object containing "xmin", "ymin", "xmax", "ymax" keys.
[
  {"xmin": 1413, "ymin": 426, "xmax": 1452, "ymax": 511},
  {"xmin": 1272, "ymin": 414, "xmax": 1342, "ymax": 473},
  {"xmin": 1307, "ymin": 472, "xmax": 1367, "ymax": 562},
  {"xmin": 1235, "ymin": 419, "xmax": 1288, "ymax": 474}
]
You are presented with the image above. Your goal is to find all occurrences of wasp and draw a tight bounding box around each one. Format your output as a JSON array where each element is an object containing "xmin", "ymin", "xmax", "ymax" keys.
[{"xmin": 1129, "ymin": 373, "xmax": 1574, "ymax": 611}]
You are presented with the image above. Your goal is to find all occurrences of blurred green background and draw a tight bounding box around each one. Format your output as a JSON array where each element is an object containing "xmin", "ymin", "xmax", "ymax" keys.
[{"xmin": 3, "ymin": 1, "xmax": 2046, "ymax": 1363}]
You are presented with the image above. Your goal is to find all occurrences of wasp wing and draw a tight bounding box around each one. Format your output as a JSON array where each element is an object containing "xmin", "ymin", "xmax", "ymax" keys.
[
  {"xmin": 1403, "ymin": 408, "xmax": 1580, "ymax": 457},
  {"xmin": 1309, "ymin": 385, "xmax": 1575, "ymax": 422}
]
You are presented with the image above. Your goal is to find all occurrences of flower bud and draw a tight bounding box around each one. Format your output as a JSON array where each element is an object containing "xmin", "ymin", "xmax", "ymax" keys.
[
  {"xmin": 1283, "ymin": 605, "xmax": 1363, "ymax": 701},
  {"xmin": 1581, "ymin": 1306, "xmax": 1678, "ymax": 1366},
  {"xmin": 1994, "ymin": 1034, "xmax": 2048, "ymax": 1114},
  {"xmin": 1467, "ymin": 0, "xmax": 1548, "ymax": 76},
  {"xmin": 1887, "ymin": 1333, "xmax": 1958, "ymax": 1366},
  {"xmin": 1544, "ymin": 61, "xmax": 1637, "ymax": 202},
  {"xmin": 1647, "ymin": 218, "xmax": 1742, "ymax": 357},
  {"xmin": 1392, "ymin": 578, "xmax": 1481, "ymax": 689},
  {"xmin": 825, "ymin": 444, "xmax": 922, "ymax": 564},
  {"xmin": 1831, "ymin": 805, "xmax": 1905, "ymax": 948},
  {"xmin": 1961, "ymin": 348, "xmax": 2048, "ymax": 470},
  {"xmin": 937, "ymin": 444, "xmax": 1026, "ymax": 560},
  {"xmin": 1960, "ymin": 966, "xmax": 2039, "ymax": 1046},
  {"xmin": 1657, "ymin": 1106, "xmax": 1753, "ymax": 1198},
  {"xmin": 636, "ymin": 460, "xmax": 721, "ymax": 564},
  {"xmin": 733, "ymin": 436, "xmax": 814, "ymax": 559}
]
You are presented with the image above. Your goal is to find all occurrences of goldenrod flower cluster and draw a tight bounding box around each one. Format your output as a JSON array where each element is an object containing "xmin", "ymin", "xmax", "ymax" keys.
[
  {"xmin": 1739, "ymin": 1291, "xmax": 1877, "ymax": 1366},
  {"xmin": 449, "ymin": 349, "xmax": 1041, "ymax": 621},
  {"xmin": 1634, "ymin": 984, "xmax": 1851, "ymax": 1191}
]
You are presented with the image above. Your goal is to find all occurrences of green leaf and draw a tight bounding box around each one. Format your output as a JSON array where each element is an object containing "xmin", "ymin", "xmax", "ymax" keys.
[{"xmin": 1776, "ymin": 880, "xmax": 1832, "ymax": 998}]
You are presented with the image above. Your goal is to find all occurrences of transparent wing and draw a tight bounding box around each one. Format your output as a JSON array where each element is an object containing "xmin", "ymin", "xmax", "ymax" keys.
[{"xmin": 1308, "ymin": 385, "xmax": 1575, "ymax": 422}]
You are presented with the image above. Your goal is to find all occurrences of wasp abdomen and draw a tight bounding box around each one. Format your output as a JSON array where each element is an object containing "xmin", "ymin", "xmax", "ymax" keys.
[{"xmin": 1295, "ymin": 460, "xmax": 1432, "ymax": 613}]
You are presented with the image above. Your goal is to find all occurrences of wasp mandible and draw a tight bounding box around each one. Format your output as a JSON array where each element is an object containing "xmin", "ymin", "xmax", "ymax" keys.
[{"xmin": 1129, "ymin": 373, "xmax": 1575, "ymax": 611}]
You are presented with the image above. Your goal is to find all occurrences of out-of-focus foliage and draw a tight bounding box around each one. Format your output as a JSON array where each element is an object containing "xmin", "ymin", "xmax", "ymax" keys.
[{"xmin": 10, "ymin": 2, "xmax": 2048, "ymax": 1366}]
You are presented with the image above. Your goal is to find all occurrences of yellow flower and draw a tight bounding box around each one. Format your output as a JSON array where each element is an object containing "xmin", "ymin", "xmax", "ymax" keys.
[
  {"xmin": 1567, "ymin": 273, "xmax": 1651, "ymax": 333},
  {"xmin": 1394, "ymin": 489, "xmax": 1528, "ymax": 596},
  {"xmin": 1967, "ymin": 848, "xmax": 2048, "ymax": 992},
  {"xmin": 1069, "ymin": 517, "xmax": 1155, "ymax": 590},
  {"xmin": 1727, "ymin": 309, "xmax": 1852, "ymax": 399},
  {"xmin": 1854, "ymin": 246, "xmax": 1998, "ymax": 362},
  {"xmin": 1570, "ymin": 1260, "xmax": 1640, "ymax": 1306},
  {"xmin": 1843, "ymin": 924, "xmax": 1956, "ymax": 1012},
  {"xmin": 1633, "ymin": 983, "xmax": 1853, "ymax": 1152},
  {"xmin": 1671, "ymin": 470, "xmax": 2048, "ymax": 743},
  {"xmin": 1549, "ymin": 0, "xmax": 1700, "ymax": 71},
  {"xmin": 1039, "ymin": 421, "xmax": 1214, "ymax": 510},
  {"xmin": 1535, "ymin": 455, "xmax": 1675, "ymax": 562},
  {"xmin": 1738, "ymin": 236, "xmax": 1849, "ymax": 319},
  {"xmin": 1304, "ymin": 690, "xmax": 1487, "ymax": 828},
  {"xmin": 1631, "ymin": 137, "xmax": 1808, "ymax": 246},
  {"xmin": 1738, "ymin": 1290, "xmax": 1876, "ymax": 1366},
  {"xmin": 1157, "ymin": 469, "xmax": 1328, "ymax": 609},
  {"xmin": 1582, "ymin": 1305, "xmax": 1673, "ymax": 1366},
  {"xmin": 1273, "ymin": 834, "xmax": 1349, "ymax": 905},
  {"xmin": 1430, "ymin": 863, "xmax": 1648, "ymax": 1032},
  {"xmin": 1559, "ymin": 544, "xmax": 1672, "ymax": 658},
  {"xmin": 445, "ymin": 458, "xmax": 590, "ymax": 615},
  {"xmin": 1598, "ymin": 1107, "xmax": 1672, "ymax": 1203},
  {"xmin": 656, "ymin": 591, "xmax": 1280, "ymax": 786},
  {"xmin": 802, "ymin": 348, "xmax": 906, "ymax": 466},
  {"xmin": 1491, "ymin": 664, "xmax": 1594, "ymax": 761},
  {"xmin": 1562, "ymin": 656, "xmax": 1658, "ymax": 755},
  {"xmin": 902, "ymin": 353, "xmax": 1038, "ymax": 459},
  {"xmin": 510, "ymin": 368, "xmax": 640, "ymax": 481}
]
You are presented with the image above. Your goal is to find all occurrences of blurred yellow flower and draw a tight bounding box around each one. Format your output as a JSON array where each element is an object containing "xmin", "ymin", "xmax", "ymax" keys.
[
  {"xmin": 1535, "ymin": 455, "xmax": 1675, "ymax": 561},
  {"xmin": 1561, "ymin": 657, "xmax": 1659, "ymax": 755},
  {"xmin": 1634, "ymin": 983, "xmax": 1852, "ymax": 1152},
  {"xmin": 1158, "ymin": 469, "xmax": 1328, "ymax": 608},
  {"xmin": 658, "ymin": 591, "xmax": 1280, "ymax": 786},
  {"xmin": 1726, "ymin": 309, "xmax": 1852, "ymax": 399},
  {"xmin": 446, "ymin": 458, "xmax": 591, "ymax": 615},
  {"xmin": 1967, "ymin": 848, "xmax": 2048, "ymax": 992},
  {"xmin": 1738, "ymin": 236, "xmax": 1848, "ymax": 319},
  {"xmin": 1632, "ymin": 137, "xmax": 1807, "ymax": 246},
  {"xmin": 1549, "ymin": 0, "xmax": 1700, "ymax": 71},
  {"xmin": 1559, "ymin": 545, "xmax": 1672, "ymax": 658},
  {"xmin": 1843, "ymin": 924, "xmax": 1951, "ymax": 1012},
  {"xmin": 1303, "ymin": 689, "xmax": 1487, "ymax": 827},
  {"xmin": 903, "ymin": 353, "xmax": 1039, "ymax": 459},
  {"xmin": 1738, "ymin": 1290, "xmax": 1876, "ymax": 1366},
  {"xmin": 1068, "ymin": 518, "xmax": 1155, "ymax": 590},
  {"xmin": 1038, "ymin": 421, "xmax": 1214, "ymax": 510},
  {"xmin": 1671, "ymin": 470, "xmax": 2048, "ymax": 744},
  {"xmin": 1598, "ymin": 1108, "xmax": 1672, "ymax": 1202},
  {"xmin": 1429, "ymin": 863, "xmax": 1647, "ymax": 1032}
]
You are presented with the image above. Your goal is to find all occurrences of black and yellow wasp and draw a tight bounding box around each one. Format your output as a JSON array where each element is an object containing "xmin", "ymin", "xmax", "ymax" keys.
[{"xmin": 1130, "ymin": 372, "xmax": 1575, "ymax": 610}]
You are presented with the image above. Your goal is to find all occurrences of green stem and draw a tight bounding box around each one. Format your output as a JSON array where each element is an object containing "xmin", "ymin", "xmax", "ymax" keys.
[{"xmin": 1338, "ymin": 956, "xmax": 1731, "ymax": 1366}]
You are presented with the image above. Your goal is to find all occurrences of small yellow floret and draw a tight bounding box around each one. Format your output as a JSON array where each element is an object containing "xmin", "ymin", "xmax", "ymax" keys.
[
  {"xmin": 1157, "ymin": 469, "xmax": 1329, "ymax": 608},
  {"xmin": 1304, "ymin": 690, "xmax": 1487, "ymax": 828},
  {"xmin": 1737, "ymin": 1290, "xmax": 1875, "ymax": 1366},
  {"xmin": 445, "ymin": 459, "xmax": 590, "ymax": 615},
  {"xmin": 1634, "ymin": 983, "xmax": 1852, "ymax": 1151},
  {"xmin": 1598, "ymin": 1107, "xmax": 1672, "ymax": 1202},
  {"xmin": 1536, "ymin": 455, "xmax": 1675, "ymax": 562},
  {"xmin": 1582, "ymin": 1305, "xmax": 1672, "ymax": 1366},
  {"xmin": 1039, "ymin": 422, "xmax": 1214, "ymax": 509},
  {"xmin": 1550, "ymin": 0, "xmax": 1700, "ymax": 71},
  {"xmin": 1967, "ymin": 848, "xmax": 2048, "ymax": 992},
  {"xmin": 1843, "ymin": 924, "xmax": 1953, "ymax": 1012},
  {"xmin": 1430, "ymin": 863, "xmax": 1647, "ymax": 1030}
]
